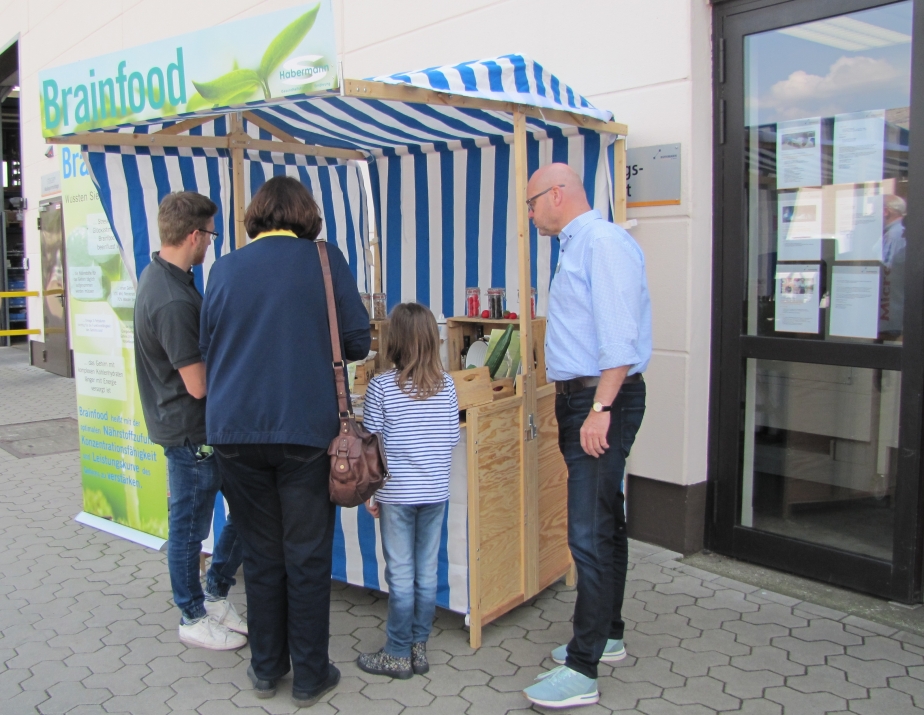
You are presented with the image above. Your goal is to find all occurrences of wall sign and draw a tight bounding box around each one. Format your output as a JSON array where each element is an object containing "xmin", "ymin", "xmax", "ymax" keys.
[
  {"xmin": 626, "ymin": 143, "xmax": 681, "ymax": 208},
  {"xmin": 39, "ymin": 2, "xmax": 338, "ymax": 137},
  {"xmin": 40, "ymin": 171, "xmax": 61, "ymax": 196}
]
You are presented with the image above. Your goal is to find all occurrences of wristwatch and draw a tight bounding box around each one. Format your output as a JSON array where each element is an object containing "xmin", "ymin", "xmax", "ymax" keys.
[{"xmin": 592, "ymin": 401, "xmax": 613, "ymax": 413}]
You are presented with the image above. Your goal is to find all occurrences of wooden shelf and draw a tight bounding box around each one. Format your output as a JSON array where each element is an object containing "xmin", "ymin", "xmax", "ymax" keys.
[{"xmin": 447, "ymin": 317, "xmax": 542, "ymax": 325}]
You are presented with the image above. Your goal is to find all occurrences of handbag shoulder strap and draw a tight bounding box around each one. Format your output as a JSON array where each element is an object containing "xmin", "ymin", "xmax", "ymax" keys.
[{"xmin": 316, "ymin": 241, "xmax": 351, "ymax": 419}]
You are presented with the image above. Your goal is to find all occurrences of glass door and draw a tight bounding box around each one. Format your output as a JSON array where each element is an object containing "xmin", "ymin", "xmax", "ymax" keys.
[{"xmin": 711, "ymin": 0, "xmax": 924, "ymax": 600}]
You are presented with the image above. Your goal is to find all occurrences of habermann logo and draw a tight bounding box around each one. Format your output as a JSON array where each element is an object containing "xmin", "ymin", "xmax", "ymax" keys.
[{"xmin": 279, "ymin": 55, "xmax": 330, "ymax": 86}]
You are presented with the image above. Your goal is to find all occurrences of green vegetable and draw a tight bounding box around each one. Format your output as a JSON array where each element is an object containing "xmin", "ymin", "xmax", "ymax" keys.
[
  {"xmin": 485, "ymin": 325, "xmax": 514, "ymax": 379},
  {"xmin": 505, "ymin": 331, "xmax": 521, "ymax": 378},
  {"xmin": 192, "ymin": 69, "xmax": 263, "ymax": 102},
  {"xmin": 259, "ymin": 4, "xmax": 321, "ymax": 88}
]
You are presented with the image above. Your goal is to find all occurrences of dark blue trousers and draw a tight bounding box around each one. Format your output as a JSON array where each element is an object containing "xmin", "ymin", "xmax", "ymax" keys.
[{"xmin": 556, "ymin": 380, "xmax": 646, "ymax": 679}]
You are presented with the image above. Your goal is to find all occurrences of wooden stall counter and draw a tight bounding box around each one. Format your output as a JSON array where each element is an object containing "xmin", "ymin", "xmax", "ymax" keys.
[{"xmin": 445, "ymin": 318, "xmax": 572, "ymax": 647}]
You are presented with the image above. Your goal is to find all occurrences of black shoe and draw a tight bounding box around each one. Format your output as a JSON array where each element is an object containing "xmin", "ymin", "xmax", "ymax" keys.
[
  {"xmin": 247, "ymin": 664, "xmax": 277, "ymax": 699},
  {"xmin": 411, "ymin": 642, "xmax": 429, "ymax": 675},
  {"xmin": 292, "ymin": 664, "xmax": 341, "ymax": 708},
  {"xmin": 357, "ymin": 649, "xmax": 413, "ymax": 679}
]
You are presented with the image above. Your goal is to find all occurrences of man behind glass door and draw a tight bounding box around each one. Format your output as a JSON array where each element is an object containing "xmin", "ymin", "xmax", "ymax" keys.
[
  {"xmin": 522, "ymin": 163, "xmax": 652, "ymax": 709},
  {"xmin": 879, "ymin": 194, "xmax": 906, "ymax": 339}
]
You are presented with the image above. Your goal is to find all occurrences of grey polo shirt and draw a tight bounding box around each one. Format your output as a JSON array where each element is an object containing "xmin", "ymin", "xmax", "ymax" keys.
[{"xmin": 134, "ymin": 253, "xmax": 207, "ymax": 447}]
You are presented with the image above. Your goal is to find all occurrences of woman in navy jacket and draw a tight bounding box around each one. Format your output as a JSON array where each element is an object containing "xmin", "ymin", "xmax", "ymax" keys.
[{"xmin": 200, "ymin": 176, "xmax": 370, "ymax": 707}]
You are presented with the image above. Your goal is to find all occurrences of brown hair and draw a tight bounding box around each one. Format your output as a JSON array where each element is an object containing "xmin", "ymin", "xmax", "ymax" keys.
[
  {"xmin": 158, "ymin": 192, "xmax": 218, "ymax": 247},
  {"xmin": 244, "ymin": 176, "xmax": 323, "ymax": 239},
  {"xmin": 385, "ymin": 303, "xmax": 446, "ymax": 400}
]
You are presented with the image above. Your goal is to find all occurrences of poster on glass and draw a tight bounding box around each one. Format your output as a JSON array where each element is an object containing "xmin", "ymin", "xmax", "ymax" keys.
[
  {"xmin": 834, "ymin": 186, "xmax": 884, "ymax": 261},
  {"xmin": 774, "ymin": 264, "xmax": 820, "ymax": 334},
  {"xmin": 777, "ymin": 188, "xmax": 823, "ymax": 261},
  {"xmin": 834, "ymin": 110, "xmax": 885, "ymax": 185},
  {"xmin": 829, "ymin": 265, "xmax": 881, "ymax": 340},
  {"xmin": 777, "ymin": 118, "xmax": 823, "ymax": 190}
]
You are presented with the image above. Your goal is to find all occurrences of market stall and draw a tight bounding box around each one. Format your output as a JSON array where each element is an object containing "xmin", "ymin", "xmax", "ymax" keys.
[{"xmin": 49, "ymin": 52, "xmax": 628, "ymax": 647}]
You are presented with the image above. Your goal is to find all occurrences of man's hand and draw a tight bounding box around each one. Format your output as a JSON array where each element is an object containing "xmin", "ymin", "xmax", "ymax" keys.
[{"xmin": 580, "ymin": 410, "xmax": 611, "ymax": 457}]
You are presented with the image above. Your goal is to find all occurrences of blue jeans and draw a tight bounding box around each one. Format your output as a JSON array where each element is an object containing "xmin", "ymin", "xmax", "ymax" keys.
[
  {"xmin": 556, "ymin": 380, "xmax": 645, "ymax": 680},
  {"xmin": 379, "ymin": 501, "xmax": 446, "ymax": 658},
  {"xmin": 165, "ymin": 441, "xmax": 243, "ymax": 622}
]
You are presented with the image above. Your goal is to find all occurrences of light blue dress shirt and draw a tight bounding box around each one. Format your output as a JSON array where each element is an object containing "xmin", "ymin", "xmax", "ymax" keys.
[{"xmin": 545, "ymin": 210, "xmax": 652, "ymax": 381}]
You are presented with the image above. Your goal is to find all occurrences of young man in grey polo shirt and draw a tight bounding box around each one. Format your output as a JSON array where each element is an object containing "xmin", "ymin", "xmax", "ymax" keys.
[{"xmin": 135, "ymin": 191, "xmax": 247, "ymax": 651}]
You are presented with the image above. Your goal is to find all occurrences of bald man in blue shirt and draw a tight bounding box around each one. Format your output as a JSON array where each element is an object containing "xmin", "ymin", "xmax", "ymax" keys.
[{"xmin": 523, "ymin": 163, "xmax": 651, "ymax": 709}]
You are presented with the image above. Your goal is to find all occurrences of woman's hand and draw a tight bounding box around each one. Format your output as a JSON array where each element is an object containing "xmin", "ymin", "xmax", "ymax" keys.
[{"xmin": 365, "ymin": 499, "xmax": 380, "ymax": 518}]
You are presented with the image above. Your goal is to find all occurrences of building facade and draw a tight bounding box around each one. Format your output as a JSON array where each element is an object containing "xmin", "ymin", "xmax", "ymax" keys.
[{"xmin": 1, "ymin": 0, "xmax": 921, "ymax": 602}]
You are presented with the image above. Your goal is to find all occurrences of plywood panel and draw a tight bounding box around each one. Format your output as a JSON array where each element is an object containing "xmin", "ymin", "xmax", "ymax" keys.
[
  {"xmin": 470, "ymin": 399, "xmax": 524, "ymax": 623},
  {"xmin": 452, "ymin": 367, "xmax": 493, "ymax": 410},
  {"xmin": 536, "ymin": 389, "xmax": 571, "ymax": 589}
]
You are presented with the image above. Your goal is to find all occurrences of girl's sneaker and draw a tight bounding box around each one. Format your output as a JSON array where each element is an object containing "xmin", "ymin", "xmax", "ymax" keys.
[
  {"xmin": 357, "ymin": 649, "xmax": 413, "ymax": 679},
  {"xmin": 411, "ymin": 642, "xmax": 429, "ymax": 675}
]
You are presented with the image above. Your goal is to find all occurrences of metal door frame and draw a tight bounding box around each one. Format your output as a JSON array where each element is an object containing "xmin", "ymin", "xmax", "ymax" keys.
[
  {"xmin": 708, "ymin": 0, "xmax": 924, "ymax": 601},
  {"xmin": 37, "ymin": 198, "xmax": 71, "ymax": 377}
]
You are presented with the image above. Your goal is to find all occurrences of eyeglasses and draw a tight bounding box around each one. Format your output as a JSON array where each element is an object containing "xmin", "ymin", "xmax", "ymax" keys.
[
  {"xmin": 198, "ymin": 229, "xmax": 219, "ymax": 240},
  {"xmin": 526, "ymin": 184, "xmax": 564, "ymax": 210}
]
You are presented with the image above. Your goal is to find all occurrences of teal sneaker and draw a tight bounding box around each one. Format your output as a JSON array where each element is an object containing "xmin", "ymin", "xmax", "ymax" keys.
[
  {"xmin": 524, "ymin": 665, "xmax": 599, "ymax": 708},
  {"xmin": 551, "ymin": 638, "xmax": 626, "ymax": 664}
]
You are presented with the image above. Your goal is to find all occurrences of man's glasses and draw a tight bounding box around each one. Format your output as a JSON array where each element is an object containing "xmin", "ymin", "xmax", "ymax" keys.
[
  {"xmin": 198, "ymin": 229, "xmax": 219, "ymax": 239},
  {"xmin": 526, "ymin": 184, "xmax": 564, "ymax": 210}
]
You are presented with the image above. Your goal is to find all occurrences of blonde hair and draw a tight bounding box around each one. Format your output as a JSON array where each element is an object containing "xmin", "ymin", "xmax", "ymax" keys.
[{"xmin": 385, "ymin": 303, "xmax": 445, "ymax": 400}]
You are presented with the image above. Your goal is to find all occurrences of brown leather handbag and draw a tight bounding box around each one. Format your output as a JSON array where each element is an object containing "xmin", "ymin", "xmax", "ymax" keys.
[{"xmin": 316, "ymin": 241, "xmax": 389, "ymax": 507}]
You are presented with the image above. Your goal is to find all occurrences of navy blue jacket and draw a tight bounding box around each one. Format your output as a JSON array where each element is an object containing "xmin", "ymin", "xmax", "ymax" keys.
[{"xmin": 200, "ymin": 236, "xmax": 371, "ymax": 448}]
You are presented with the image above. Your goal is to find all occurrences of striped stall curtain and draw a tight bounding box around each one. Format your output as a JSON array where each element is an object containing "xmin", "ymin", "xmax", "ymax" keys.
[
  {"xmin": 369, "ymin": 128, "xmax": 616, "ymax": 318},
  {"xmin": 83, "ymin": 119, "xmax": 370, "ymax": 292},
  {"xmin": 84, "ymin": 117, "xmax": 234, "ymax": 292}
]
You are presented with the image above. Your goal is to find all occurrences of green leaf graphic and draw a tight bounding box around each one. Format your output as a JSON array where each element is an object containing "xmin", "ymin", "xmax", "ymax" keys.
[
  {"xmin": 192, "ymin": 69, "xmax": 263, "ymax": 101},
  {"xmin": 184, "ymin": 92, "xmax": 213, "ymax": 112},
  {"xmin": 258, "ymin": 3, "xmax": 320, "ymax": 83}
]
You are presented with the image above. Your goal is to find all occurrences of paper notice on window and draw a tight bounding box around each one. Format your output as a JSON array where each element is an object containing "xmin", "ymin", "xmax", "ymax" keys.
[
  {"xmin": 777, "ymin": 188, "xmax": 823, "ymax": 261},
  {"xmin": 834, "ymin": 188, "xmax": 884, "ymax": 261},
  {"xmin": 834, "ymin": 110, "xmax": 885, "ymax": 185},
  {"xmin": 829, "ymin": 265, "xmax": 880, "ymax": 339},
  {"xmin": 777, "ymin": 118, "xmax": 822, "ymax": 189},
  {"xmin": 775, "ymin": 264, "xmax": 820, "ymax": 334}
]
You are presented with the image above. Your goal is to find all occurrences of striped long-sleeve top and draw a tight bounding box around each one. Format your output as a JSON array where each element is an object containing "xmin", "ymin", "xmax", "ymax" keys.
[{"xmin": 362, "ymin": 370, "xmax": 460, "ymax": 504}]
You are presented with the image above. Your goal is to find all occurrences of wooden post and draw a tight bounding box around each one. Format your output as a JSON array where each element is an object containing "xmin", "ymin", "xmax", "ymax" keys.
[
  {"xmin": 513, "ymin": 108, "xmax": 539, "ymax": 599},
  {"xmin": 229, "ymin": 112, "xmax": 247, "ymax": 249},
  {"xmin": 614, "ymin": 137, "xmax": 627, "ymax": 225}
]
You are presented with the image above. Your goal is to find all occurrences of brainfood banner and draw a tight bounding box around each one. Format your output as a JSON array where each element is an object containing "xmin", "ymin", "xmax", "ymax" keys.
[
  {"xmin": 40, "ymin": 2, "xmax": 337, "ymax": 137},
  {"xmin": 61, "ymin": 146, "xmax": 168, "ymax": 541}
]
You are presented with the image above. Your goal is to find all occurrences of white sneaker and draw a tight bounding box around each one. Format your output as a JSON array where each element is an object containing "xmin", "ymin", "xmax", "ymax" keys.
[
  {"xmin": 179, "ymin": 615, "xmax": 247, "ymax": 650},
  {"xmin": 205, "ymin": 598, "xmax": 248, "ymax": 635}
]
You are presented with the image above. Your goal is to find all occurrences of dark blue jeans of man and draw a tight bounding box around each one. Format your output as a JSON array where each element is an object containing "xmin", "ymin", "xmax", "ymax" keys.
[
  {"xmin": 164, "ymin": 441, "xmax": 243, "ymax": 622},
  {"xmin": 556, "ymin": 379, "xmax": 646, "ymax": 680},
  {"xmin": 214, "ymin": 444, "xmax": 335, "ymax": 696}
]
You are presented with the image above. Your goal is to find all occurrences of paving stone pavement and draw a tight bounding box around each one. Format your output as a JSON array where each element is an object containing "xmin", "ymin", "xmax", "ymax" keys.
[{"xmin": 3, "ymin": 346, "xmax": 924, "ymax": 714}]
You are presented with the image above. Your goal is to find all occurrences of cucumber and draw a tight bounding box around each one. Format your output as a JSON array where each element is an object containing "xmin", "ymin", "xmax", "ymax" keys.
[
  {"xmin": 485, "ymin": 325, "xmax": 514, "ymax": 379},
  {"xmin": 505, "ymin": 331, "xmax": 521, "ymax": 378}
]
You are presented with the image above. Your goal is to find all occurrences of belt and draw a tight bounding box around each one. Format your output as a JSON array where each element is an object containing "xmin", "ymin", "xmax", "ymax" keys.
[{"xmin": 555, "ymin": 372, "xmax": 643, "ymax": 395}]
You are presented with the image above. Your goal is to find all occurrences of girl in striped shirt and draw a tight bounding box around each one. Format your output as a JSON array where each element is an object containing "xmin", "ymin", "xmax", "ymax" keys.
[{"xmin": 358, "ymin": 302, "xmax": 460, "ymax": 680}]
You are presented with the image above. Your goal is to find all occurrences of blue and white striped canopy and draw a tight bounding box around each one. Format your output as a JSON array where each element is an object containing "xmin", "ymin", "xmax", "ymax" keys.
[
  {"xmin": 371, "ymin": 54, "xmax": 614, "ymax": 124},
  {"xmin": 78, "ymin": 54, "xmax": 620, "ymax": 613}
]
